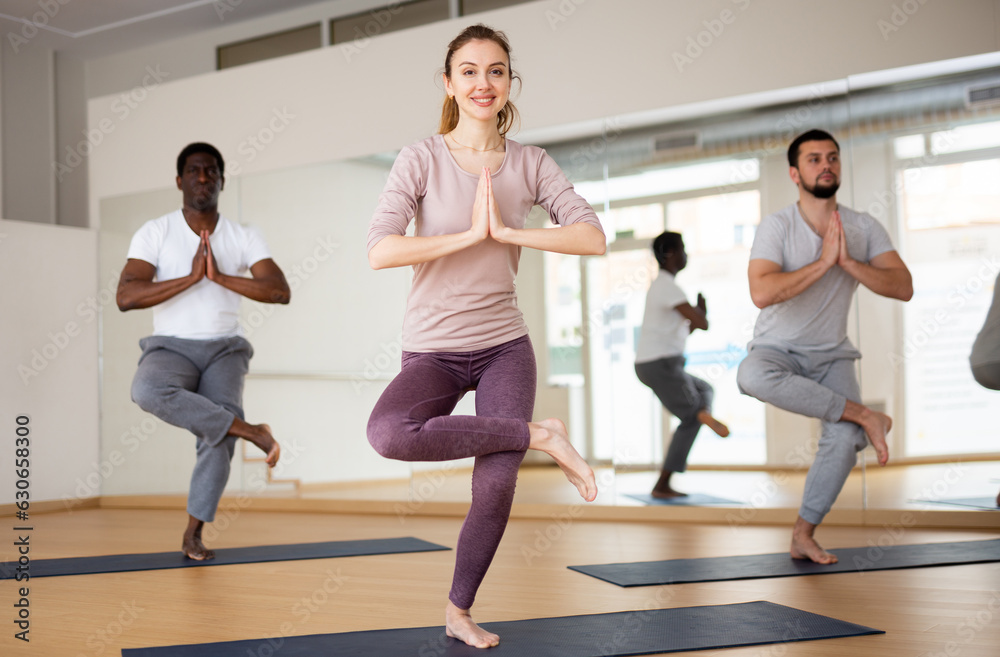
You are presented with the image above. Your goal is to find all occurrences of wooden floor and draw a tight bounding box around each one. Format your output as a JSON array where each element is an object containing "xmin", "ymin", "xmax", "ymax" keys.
[
  {"xmin": 3, "ymin": 486, "xmax": 999, "ymax": 656},
  {"xmin": 293, "ymin": 461, "xmax": 1000, "ymax": 516},
  {"xmin": 99, "ymin": 460, "xmax": 994, "ymax": 530}
]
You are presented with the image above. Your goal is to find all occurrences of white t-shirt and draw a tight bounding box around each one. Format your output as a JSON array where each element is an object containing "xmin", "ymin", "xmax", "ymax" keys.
[
  {"xmin": 126, "ymin": 210, "xmax": 272, "ymax": 339},
  {"xmin": 749, "ymin": 203, "xmax": 895, "ymax": 352},
  {"xmin": 635, "ymin": 271, "xmax": 691, "ymax": 363}
]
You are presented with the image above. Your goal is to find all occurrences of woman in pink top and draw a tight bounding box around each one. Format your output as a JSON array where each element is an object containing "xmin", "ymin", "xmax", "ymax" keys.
[{"xmin": 366, "ymin": 24, "xmax": 605, "ymax": 649}]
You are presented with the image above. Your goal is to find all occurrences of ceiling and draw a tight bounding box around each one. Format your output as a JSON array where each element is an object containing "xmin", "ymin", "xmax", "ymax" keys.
[{"xmin": 0, "ymin": 0, "xmax": 336, "ymax": 58}]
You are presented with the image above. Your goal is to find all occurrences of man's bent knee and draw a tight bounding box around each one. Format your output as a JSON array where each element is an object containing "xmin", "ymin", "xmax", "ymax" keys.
[{"xmin": 130, "ymin": 377, "xmax": 161, "ymax": 413}]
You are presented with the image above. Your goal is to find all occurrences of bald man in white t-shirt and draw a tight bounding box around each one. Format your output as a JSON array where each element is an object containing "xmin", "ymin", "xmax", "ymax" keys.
[{"xmin": 116, "ymin": 143, "xmax": 290, "ymax": 560}]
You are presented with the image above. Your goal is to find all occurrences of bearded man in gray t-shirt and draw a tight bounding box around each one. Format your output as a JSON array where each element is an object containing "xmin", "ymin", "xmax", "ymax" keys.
[{"xmin": 737, "ymin": 129, "xmax": 913, "ymax": 564}]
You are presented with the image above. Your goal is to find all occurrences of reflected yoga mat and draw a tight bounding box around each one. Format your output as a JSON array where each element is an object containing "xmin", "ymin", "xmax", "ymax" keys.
[
  {"xmin": 569, "ymin": 538, "xmax": 1000, "ymax": 587},
  {"xmin": 0, "ymin": 537, "xmax": 448, "ymax": 579},
  {"xmin": 121, "ymin": 601, "xmax": 882, "ymax": 656},
  {"xmin": 625, "ymin": 492, "xmax": 739, "ymax": 506},
  {"xmin": 911, "ymin": 497, "xmax": 1000, "ymax": 510}
]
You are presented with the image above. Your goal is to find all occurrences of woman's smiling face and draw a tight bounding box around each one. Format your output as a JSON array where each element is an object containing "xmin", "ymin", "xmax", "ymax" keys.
[{"xmin": 443, "ymin": 39, "xmax": 511, "ymax": 125}]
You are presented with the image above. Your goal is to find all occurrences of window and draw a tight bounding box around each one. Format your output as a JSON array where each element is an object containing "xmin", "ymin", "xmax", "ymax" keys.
[
  {"xmin": 539, "ymin": 65, "xmax": 1000, "ymax": 467},
  {"xmin": 544, "ymin": 250, "xmax": 586, "ymax": 385},
  {"xmin": 331, "ymin": 0, "xmax": 449, "ymax": 45},
  {"xmin": 547, "ymin": 158, "xmax": 765, "ymax": 465},
  {"xmin": 665, "ymin": 191, "xmax": 764, "ymax": 465},
  {"xmin": 218, "ymin": 24, "xmax": 321, "ymax": 70},
  {"xmin": 461, "ymin": 0, "xmax": 535, "ymax": 15},
  {"xmin": 894, "ymin": 123, "xmax": 1000, "ymax": 457}
]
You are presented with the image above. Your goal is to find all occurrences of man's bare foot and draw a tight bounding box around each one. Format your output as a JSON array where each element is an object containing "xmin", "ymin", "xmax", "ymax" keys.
[
  {"xmin": 182, "ymin": 534, "xmax": 215, "ymax": 560},
  {"xmin": 445, "ymin": 602, "xmax": 499, "ymax": 649},
  {"xmin": 858, "ymin": 411, "xmax": 891, "ymax": 466},
  {"xmin": 842, "ymin": 401, "xmax": 891, "ymax": 466},
  {"xmin": 230, "ymin": 419, "xmax": 280, "ymax": 467},
  {"xmin": 790, "ymin": 516, "xmax": 837, "ymax": 564},
  {"xmin": 651, "ymin": 471, "xmax": 686, "ymax": 498},
  {"xmin": 528, "ymin": 418, "xmax": 597, "ymax": 502},
  {"xmin": 697, "ymin": 409, "xmax": 730, "ymax": 437},
  {"xmin": 182, "ymin": 515, "xmax": 215, "ymax": 560}
]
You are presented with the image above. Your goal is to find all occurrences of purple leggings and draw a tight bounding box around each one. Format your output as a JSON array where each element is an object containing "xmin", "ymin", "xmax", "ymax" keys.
[{"xmin": 367, "ymin": 335, "xmax": 535, "ymax": 609}]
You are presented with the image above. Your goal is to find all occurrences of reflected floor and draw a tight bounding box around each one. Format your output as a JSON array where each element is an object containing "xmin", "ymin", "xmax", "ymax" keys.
[{"xmin": 288, "ymin": 461, "xmax": 1000, "ymax": 513}]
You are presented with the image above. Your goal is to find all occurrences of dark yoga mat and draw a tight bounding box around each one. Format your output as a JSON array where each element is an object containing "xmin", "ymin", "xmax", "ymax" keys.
[
  {"xmin": 625, "ymin": 492, "xmax": 739, "ymax": 506},
  {"xmin": 0, "ymin": 537, "xmax": 448, "ymax": 579},
  {"xmin": 912, "ymin": 497, "xmax": 1000, "ymax": 510},
  {"xmin": 121, "ymin": 600, "xmax": 882, "ymax": 656},
  {"xmin": 570, "ymin": 538, "xmax": 1000, "ymax": 587}
]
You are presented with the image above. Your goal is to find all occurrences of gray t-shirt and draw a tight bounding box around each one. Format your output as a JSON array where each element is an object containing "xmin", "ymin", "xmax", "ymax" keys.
[
  {"xmin": 749, "ymin": 203, "xmax": 895, "ymax": 352},
  {"xmin": 970, "ymin": 272, "xmax": 1000, "ymax": 366}
]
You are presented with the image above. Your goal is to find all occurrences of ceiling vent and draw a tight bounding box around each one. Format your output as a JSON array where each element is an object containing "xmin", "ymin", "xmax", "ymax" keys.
[
  {"xmin": 965, "ymin": 83, "xmax": 1000, "ymax": 109},
  {"xmin": 652, "ymin": 130, "xmax": 701, "ymax": 153}
]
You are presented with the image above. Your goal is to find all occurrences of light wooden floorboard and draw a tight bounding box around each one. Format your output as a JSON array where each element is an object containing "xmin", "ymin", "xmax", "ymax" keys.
[{"xmin": 2, "ymin": 506, "xmax": 998, "ymax": 656}]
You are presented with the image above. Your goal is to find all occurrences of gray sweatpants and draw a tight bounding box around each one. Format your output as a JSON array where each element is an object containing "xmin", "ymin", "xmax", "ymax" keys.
[
  {"xmin": 736, "ymin": 345, "xmax": 867, "ymax": 525},
  {"xmin": 972, "ymin": 361, "xmax": 1000, "ymax": 390},
  {"xmin": 131, "ymin": 335, "xmax": 253, "ymax": 522},
  {"xmin": 634, "ymin": 356, "xmax": 714, "ymax": 473}
]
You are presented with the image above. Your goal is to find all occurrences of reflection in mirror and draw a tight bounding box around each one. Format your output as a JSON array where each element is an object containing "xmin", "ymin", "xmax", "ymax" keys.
[
  {"xmin": 845, "ymin": 65, "xmax": 1000, "ymax": 516},
  {"xmin": 97, "ymin": 64, "xmax": 1000, "ymax": 521},
  {"xmin": 890, "ymin": 126, "xmax": 1000, "ymax": 456},
  {"xmin": 538, "ymin": 61, "xmax": 1000, "ymax": 518}
]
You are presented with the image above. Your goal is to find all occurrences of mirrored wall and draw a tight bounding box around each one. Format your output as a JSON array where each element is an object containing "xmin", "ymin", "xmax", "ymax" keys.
[{"xmin": 98, "ymin": 60, "xmax": 1000, "ymax": 517}]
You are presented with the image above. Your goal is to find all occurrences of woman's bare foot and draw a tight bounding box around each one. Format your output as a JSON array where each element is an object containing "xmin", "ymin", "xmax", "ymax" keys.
[
  {"xmin": 842, "ymin": 401, "xmax": 891, "ymax": 466},
  {"xmin": 182, "ymin": 515, "xmax": 215, "ymax": 560},
  {"xmin": 790, "ymin": 516, "xmax": 837, "ymax": 564},
  {"xmin": 229, "ymin": 419, "xmax": 280, "ymax": 467},
  {"xmin": 528, "ymin": 418, "xmax": 597, "ymax": 501},
  {"xmin": 445, "ymin": 602, "xmax": 499, "ymax": 649},
  {"xmin": 696, "ymin": 409, "xmax": 730, "ymax": 437}
]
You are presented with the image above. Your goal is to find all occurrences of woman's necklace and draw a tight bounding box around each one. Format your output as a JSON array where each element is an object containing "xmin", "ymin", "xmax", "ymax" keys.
[{"xmin": 447, "ymin": 132, "xmax": 504, "ymax": 152}]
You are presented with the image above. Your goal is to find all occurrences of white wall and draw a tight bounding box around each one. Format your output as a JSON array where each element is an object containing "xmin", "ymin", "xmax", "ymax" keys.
[
  {"xmin": 87, "ymin": 0, "xmax": 1000, "ymax": 212},
  {"xmin": 80, "ymin": 0, "xmax": 1000, "ymax": 495},
  {"xmin": 217, "ymin": 160, "xmax": 414, "ymax": 486},
  {"xmin": 0, "ymin": 219, "xmax": 99, "ymax": 505}
]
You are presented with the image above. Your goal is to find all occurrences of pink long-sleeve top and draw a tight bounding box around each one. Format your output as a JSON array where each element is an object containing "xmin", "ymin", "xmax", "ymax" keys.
[{"xmin": 367, "ymin": 134, "xmax": 604, "ymax": 353}]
